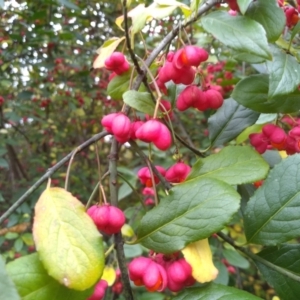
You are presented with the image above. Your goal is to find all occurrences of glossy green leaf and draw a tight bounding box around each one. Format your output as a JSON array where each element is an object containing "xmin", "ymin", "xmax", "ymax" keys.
[
  {"xmin": 33, "ymin": 187, "xmax": 104, "ymax": 290},
  {"xmin": 244, "ymin": 155, "xmax": 300, "ymax": 245},
  {"xmin": 232, "ymin": 74, "xmax": 300, "ymax": 113},
  {"xmin": 173, "ymin": 283, "xmax": 263, "ymax": 299},
  {"xmin": 107, "ymin": 72, "xmax": 131, "ymax": 100},
  {"xmin": 6, "ymin": 254, "xmax": 93, "ymax": 300},
  {"xmin": 246, "ymin": 0, "xmax": 285, "ymax": 42},
  {"xmin": 136, "ymin": 177, "xmax": 240, "ymax": 253},
  {"xmin": 268, "ymin": 47, "xmax": 300, "ymax": 97},
  {"xmin": 201, "ymin": 11, "xmax": 272, "ymax": 63},
  {"xmin": 0, "ymin": 255, "xmax": 20, "ymax": 300},
  {"xmin": 122, "ymin": 91, "xmax": 155, "ymax": 115},
  {"xmin": 223, "ymin": 249, "xmax": 250, "ymax": 269},
  {"xmin": 237, "ymin": 0, "xmax": 252, "ymax": 14},
  {"xmin": 254, "ymin": 244, "xmax": 300, "ymax": 300},
  {"xmin": 187, "ymin": 146, "xmax": 269, "ymax": 185},
  {"xmin": 208, "ymin": 98, "xmax": 260, "ymax": 147}
]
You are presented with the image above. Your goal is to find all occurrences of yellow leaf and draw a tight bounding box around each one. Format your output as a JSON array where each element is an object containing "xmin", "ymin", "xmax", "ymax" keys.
[
  {"xmin": 181, "ymin": 239, "xmax": 219, "ymax": 283},
  {"xmin": 121, "ymin": 224, "xmax": 135, "ymax": 238},
  {"xmin": 93, "ymin": 37, "xmax": 125, "ymax": 69},
  {"xmin": 101, "ymin": 266, "xmax": 116, "ymax": 286},
  {"xmin": 279, "ymin": 150, "xmax": 287, "ymax": 159}
]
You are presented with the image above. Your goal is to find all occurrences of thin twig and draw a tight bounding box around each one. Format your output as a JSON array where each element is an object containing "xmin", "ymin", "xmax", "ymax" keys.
[
  {"xmin": 64, "ymin": 147, "xmax": 80, "ymax": 191},
  {"xmin": 217, "ymin": 232, "xmax": 300, "ymax": 283},
  {"xmin": 109, "ymin": 138, "xmax": 134, "ymax": 300},
  {"xmin": 0, "ymin": 130, "xmax": 109, "ymax": 225},
  {"xmin": 129, "ymin": 140, "xmax": 172, "ymax": 190},
  {"xmin": 122, "ymin": 0, "xmax": 143, "ymax": 75}
]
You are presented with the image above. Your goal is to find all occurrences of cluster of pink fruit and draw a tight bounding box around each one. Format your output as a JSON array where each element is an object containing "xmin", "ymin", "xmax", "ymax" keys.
[
  {"xmin": 129, "ymin": 252, "xmax": 195, "ymax": 292},
  {"xmin": 138, "ymin": 162, "xmax": 191, "ymax": 187},
  {"xmin": 157, "ymin": 46, "xmax": 224, "ymax": 111},
  {"xmin": 87, "ymin": 203, "xmax": 125, "ymax": 235},
  {"xmin": 249, "ymin": 117, "xmax": 300, "ymax": 155},
  {"xmin": 101, "ymin": 113, "xmax": 172, "ymax": 150}
]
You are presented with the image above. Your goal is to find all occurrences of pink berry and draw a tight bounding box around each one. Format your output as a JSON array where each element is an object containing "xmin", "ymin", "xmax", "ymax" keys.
[
  {"xmin": 135, "ymin": 119, "xmax": 172, "ymax": 151},
  {"xmin": 101, "ymin": 113, "xmax": 118, "ymax": 133},
  {"xmin": 105, "ymin": 52, "xmax": 129, "ymax": 75},
  {"xmin": 165, "ymin": 162, "xmax": 191, "ymax": 183},
  {"xmin": 87, "ymin": 280, "xmax": 108, "ymax": 300},
  {"xmin": 204, "ymin": 88, "xmax": 224, "ymax": 110},
  {"xmin": 172, "ymin": 46, "xmax": 209, "ymax": 69},
  {"xmin": 176, "ymin": 85, "xmax": 204, "ymax": 111},
  {"xmin": 87, "ymin": 204, "xmax": 125, "ymax": 235},
  {"xmin": 138, "ymin": 166, "xmax": 166, "ymax": 187},
  {"xmin": 249, "ymin": 133, "xmax": 269, "ymax": 154},
  {"xmin": 111, "ymin": 113, "xmax": 132, "ymax": 143}
]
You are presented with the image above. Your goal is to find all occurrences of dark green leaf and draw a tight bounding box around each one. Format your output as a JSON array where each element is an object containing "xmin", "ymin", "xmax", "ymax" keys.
[
  {"xmin": 173, "ymin": 283, "xmax": 263, "ymax": 299},
  {"xmin": 223, "ymin": 249, "xmax": 250, "ymax": 269},
  {"xmin": 268, "ymin": 46, "xmax": 300, "ymax": 97},
  {"xmin": 246, "ymin": 0, "xmax": 285, "ymax": 42},
  {"xmin": 208, "ymin": 98, "xmax": 260, "ymax": 147},
  {"xmin": 254, "ymin": 244, "xmax": 300, "ymax": 300},
  {"xmin": 0, "ymin": 256, "xmax": 20, "ymax": 300},
  {"xmin": 107, "ymin": 73, "xmax": 131, "ymax": 100},
  {"xmin": 232, "ymin": 74, "xmax": 300, "ymax": 113},
  {"xmin": 244, "ymin": 154, "xmax": 300, "ymax": 245},
  {"xmin": 187, "ymin": 146, "xmax": 269, "ymax": 185},
  {"xmin": 122, "ymin": 91, "xmax": 155, "ymax": 115},
  {"xmin": 6, "ymin": 254, "xmax": 93, "ymax": 300},
  {"xmin": 201, "ymin": 11, "xmax": 272, "ymax": 63},
  {"xmin": 136, "ymin": 177, "xmax": 240, "ymax": 253}
]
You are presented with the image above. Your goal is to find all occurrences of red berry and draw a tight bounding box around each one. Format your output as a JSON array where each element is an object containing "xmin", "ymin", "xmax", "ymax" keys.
[{"xmin": 87, "ymin": 280, "xmax": 108, "ymax": 300}]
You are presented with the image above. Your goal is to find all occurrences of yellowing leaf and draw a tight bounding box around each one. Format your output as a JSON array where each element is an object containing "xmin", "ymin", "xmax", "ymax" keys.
[
  {"xmin": 93, "ymin": 37, "xmax": 125, "ymax": 69},
  {"xmin": 101, "ymin": 266, "xmax": 116, "ymax": 286},
  {"xmin": 182, "ymin": 239, "xmax": 219, "ymax": 283},
  {"xmin": 33, "ymin": 187, "xmax": 105, "ymax": 291},
  {"xmin": 121, "ymin": 224, "xmax": 135, "ymax": 238}
]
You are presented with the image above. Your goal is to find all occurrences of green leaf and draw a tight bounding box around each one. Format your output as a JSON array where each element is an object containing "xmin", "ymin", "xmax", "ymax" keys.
[
  {"xmin": 187, "ymin": 146, "xmax": 269, "ymax": 185},
  {"xmin": 136, "ymin": 177, "xmax": 240, "ymax": 253},
  {"xmin": 246, "ymin": 0, "xmax": 285, "ymax": 42},
  {"xmin": 208, "ymin": 98, "xmax": 260, "ymax": 147},
  {"xmin": 6, "ymin": 253, "xmax": 93, "ymax": 300},
  {"xmin": 244, "ymin": 155, "xmax": 300, "ymax": 245},
  {"xmin": 122, "ymin": 91, "xmax": 155, "ymax": 115},
  {"xmin": 290, "ymin": 21, "xmax": 300, "ymax": 43},
  {"xmin": 254, "ymin": 244, "xmax": 300, "ymax": 300},
  {"xmin": 0, "ymin": 255, "xmax": 20, "ymax": 300},
  {"xmin": 268, "ymin": 46, "xmax": 300, "ymax": 97},
  {"xmin": 223, "ymin": 249, "xmax": 250, "ymax": 269},
  {"xmin": 13, "ymin": 238, "xmax": 24, "ymax": 252},
  {"xmin": 237, "ymin": 0, "xmax": 252, "ymax": 14},
  {"xmin": 0, "ymin": 158, "xmax": 9, "ymax": 169},
  {"xmin": 213, "ymin": 261, "xmax": 229, "ymax": 285},
  {"xmin": 107, "ymin": 72, "xmax": 131, "ymax": 100},
  {"xmin": 33, "ymin": 187, "xmax": 104, "ymax": 290},
  {"xmin": 57, "ymin": 0, "xmax": 79, "ymax": 10},
  {"xmin": 232, "ymin": 74, "xmax": 300, "ymax": 113},
  {"xmin": 173, "ymin": 283, "xmax": 263, "ymax": 299},
  {"xmin": 201, "ymin": 11, "xmax": 272, "ymax": 63}
]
